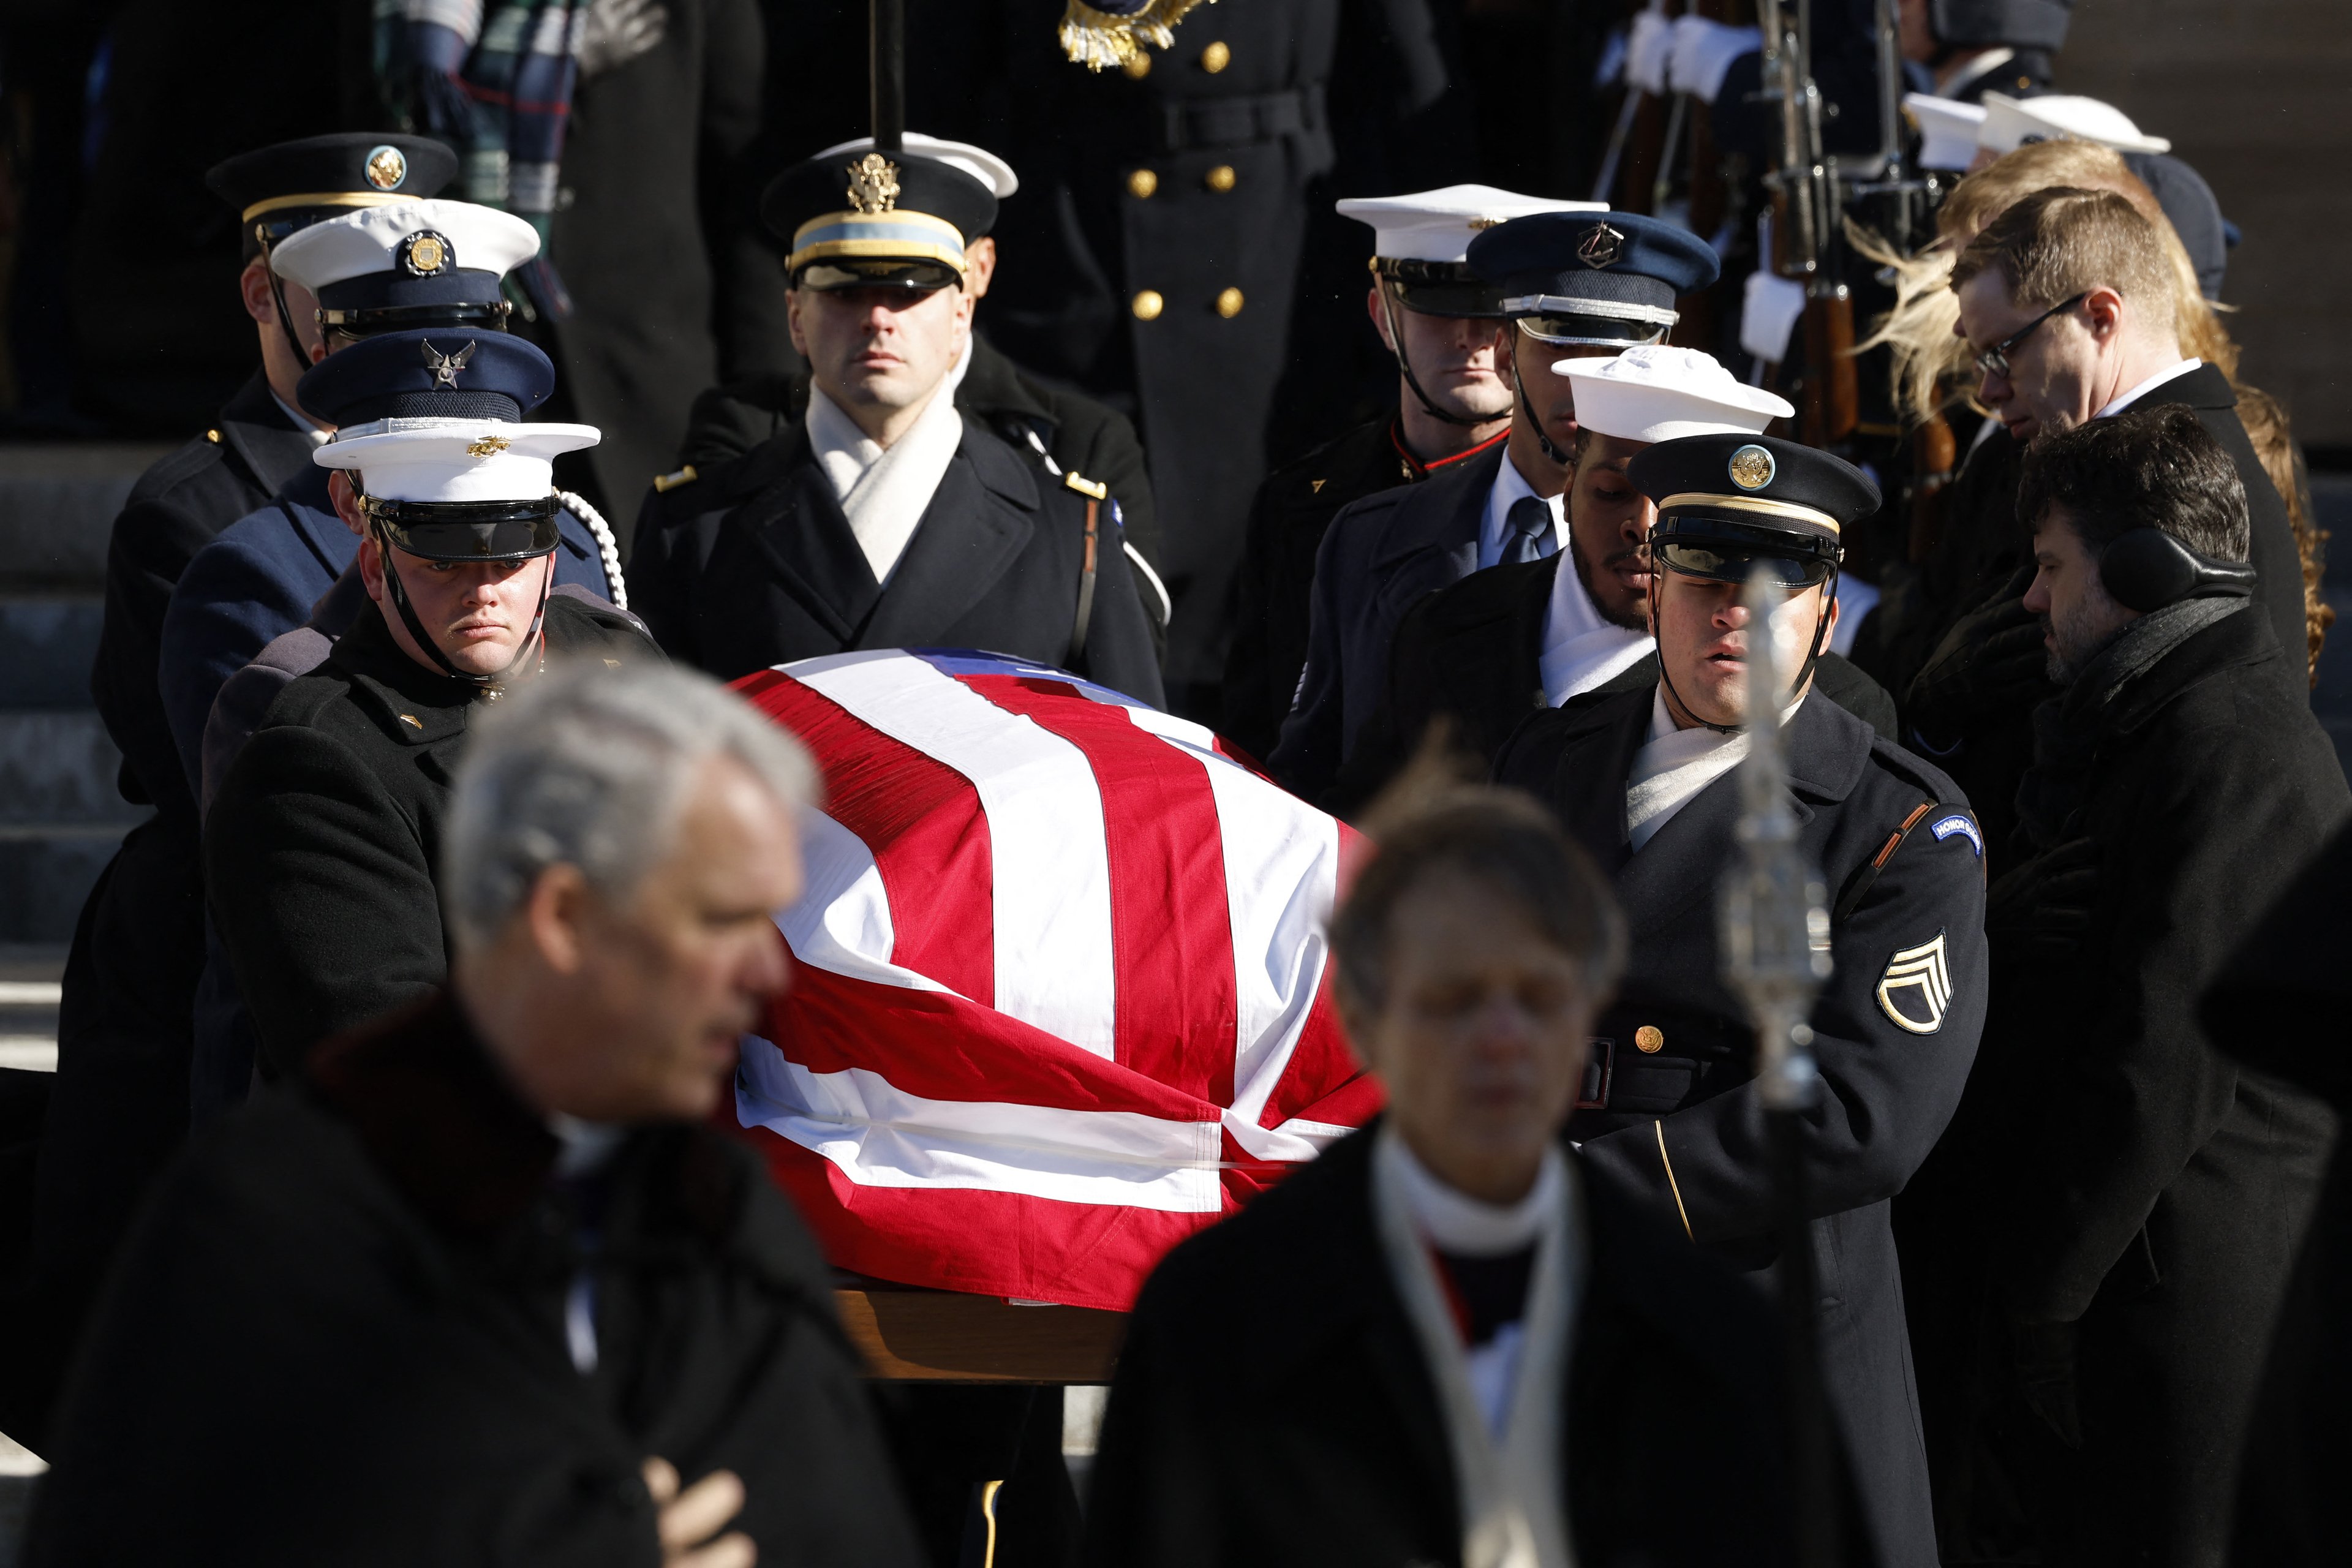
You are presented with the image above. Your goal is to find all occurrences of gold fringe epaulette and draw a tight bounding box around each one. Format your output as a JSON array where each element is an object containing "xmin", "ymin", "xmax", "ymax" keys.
[{"xmin": 1057, "ymin": 0, "xmax": 1214, "ymax": 72}]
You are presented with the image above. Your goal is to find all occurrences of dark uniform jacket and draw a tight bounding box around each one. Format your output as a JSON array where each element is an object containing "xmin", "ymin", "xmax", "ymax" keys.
[
  {"xmin": 628, "ymin": 414, "xmax": 1166, "ymax": 706},
  {"xmin": 160, "ymin": 471, "xmax": 618, "ymax": 800},
  {"xmin": 663, "ymin": 331, "xmax": 1165, "ymax": 586},
  {"xmin": 10, "ymin": 374, "xmax": 320, "ymax": 1450},
  {"xmin": 1220, "ymin": 412, "xmax": 1502, "ymax": 758},
  {"xmin": 1336, "ymin": 550, "xmax": 1898, "ymax": 811},
  {"xmin": 1083, "ymin": 1123, "xmax": 1798, "ymax": 1568},
  {"xmin": 205, "ymin": 595, "xmax": 657, "ymax": 1076},
  {"xmin": 1912, "ymin": 605, "xmax": 2340, "ymax": 1568},
  {"xmin": 1269, "ymin": 441, "xmax": 1508, "ymax": 801},
  {"xmin": 1495, "ymin": 685, "xmax": 1989, "ymax": 1568},
  {"xmin": 26, "ymin": 989, "xmax": 923, "ymax": 1568}
]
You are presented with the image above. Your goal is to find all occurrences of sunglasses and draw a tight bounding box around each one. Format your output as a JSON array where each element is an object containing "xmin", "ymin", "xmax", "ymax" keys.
[{"xmin": 1973, "ymin": 292, "xmax": 2088, "ymax": 378}]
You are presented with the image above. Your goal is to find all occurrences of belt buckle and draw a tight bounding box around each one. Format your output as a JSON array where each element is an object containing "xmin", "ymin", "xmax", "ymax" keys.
[{"xmin": 1576, "ymin": 1037, "xmax": 1615, "ymax": 1111}]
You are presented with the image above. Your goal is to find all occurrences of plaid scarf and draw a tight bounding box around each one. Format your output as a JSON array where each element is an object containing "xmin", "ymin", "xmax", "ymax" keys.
[{"xmin": 375, "ymin": 0, "xmax": 584, "ymax": 318}]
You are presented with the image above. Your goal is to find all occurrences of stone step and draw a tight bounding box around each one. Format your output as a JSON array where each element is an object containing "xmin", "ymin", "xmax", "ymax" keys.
[
  {"xmin": 0, "ymin": 597, "xmax": 102, "ymax": 710},
  {"xmin": 0, "ymin": 443, "xmax": 174, "ymax": 590}
]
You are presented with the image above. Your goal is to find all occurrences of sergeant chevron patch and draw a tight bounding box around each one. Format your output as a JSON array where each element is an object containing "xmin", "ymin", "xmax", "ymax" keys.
[{"xmin": 1877, "ymin": 932, "xmax": 1953, "ymax": 1035}]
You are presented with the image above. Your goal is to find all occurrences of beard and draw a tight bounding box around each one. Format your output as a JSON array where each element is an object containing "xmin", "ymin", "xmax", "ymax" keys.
[
  {"xmin": 1570, "ymin": 535, "xmax": 1651, "ymax": 631},
  {"xmin": 2041, "ymin": 592, "xmax": 2129, "ymax": 685}
]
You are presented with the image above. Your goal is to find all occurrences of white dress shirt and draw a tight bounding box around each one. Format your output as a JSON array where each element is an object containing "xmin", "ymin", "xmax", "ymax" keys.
[
  {"xmin": 1476, "ymin": 450, "xmax": 1564, "ymax": 571},
  {"xmin": 2095, "ymin": 358, "xmax": 2201, "ymax": 420},
  {"xmin": 1536, "ymin": 556, "xmax": 1654, "ymax": 707}
]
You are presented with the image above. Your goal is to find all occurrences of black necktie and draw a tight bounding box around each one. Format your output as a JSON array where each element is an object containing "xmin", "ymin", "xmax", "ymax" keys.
[{"xmin": 1503, "ymin": 495, "xmax": 1559, "ymax": 565}]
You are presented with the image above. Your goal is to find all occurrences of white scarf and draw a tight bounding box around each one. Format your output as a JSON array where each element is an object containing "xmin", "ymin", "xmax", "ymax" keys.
[
  {"xmin": 1373, "ymin": 1126, "xmax": 1580, "ymax": 1568},
  {"xmin": 805, "ymin": 369, "xmax": 967, "ymax": 585},
  {"xmin": 1626, "ymin": 686, "xmax": 1810, "ymax": 850}
]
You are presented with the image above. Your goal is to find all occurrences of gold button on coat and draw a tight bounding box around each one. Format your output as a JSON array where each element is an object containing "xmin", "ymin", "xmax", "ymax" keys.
[
  {"xmin": 1200, "ymin": 39, "xmax": 1230, "ymax": 72},
  {"xmin": 1126, "ymin": 168, "xmax": 1159, "ymax": 198},
  {"xmin": 1215, "ymin": 287, "xmax": 1245, "ymax": 318},
  {"xmin": 1131, "ymin": 290, "xmax": 1166, "ymax": 321},
  {"xmin": 1635, "ymin": 1025, "xmax": 1665, "ymax": 1054},
  {"xmin": 1204, "ymin": 164, "xmax": 1236, "ymax": 192},
  {"xmin": 1121, "ymin": 51, "xmax": 1152, "ymax": 78}
]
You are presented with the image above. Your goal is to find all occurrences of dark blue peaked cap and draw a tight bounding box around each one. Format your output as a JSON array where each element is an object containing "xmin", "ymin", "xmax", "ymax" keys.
[
  {"xmin": 1467, "ymin": 211, "xmax": 1721, "ymax": 317},
  {"xmin": 297, "ymin": 328, "xmax": 556, "ymax": 427},
  {"xmin": 1630, "ymin": 431, "xmax": 1880, "ymax": 543}
]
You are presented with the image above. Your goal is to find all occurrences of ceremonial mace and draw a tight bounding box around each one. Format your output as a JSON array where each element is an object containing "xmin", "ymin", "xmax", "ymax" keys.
[
  {"xmin": 1718, "ymin": 567, "xmax": 1841, "ymax": 1568},
  {"xmin": 870, "ymin": 0, "xmax": 905, "ymax": 151}
]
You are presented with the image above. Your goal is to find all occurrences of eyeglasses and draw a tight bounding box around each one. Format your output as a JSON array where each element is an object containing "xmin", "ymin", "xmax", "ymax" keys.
[{"xmin": 1973, "ymin": 292, "xmax": 2087, "ymax": 378}]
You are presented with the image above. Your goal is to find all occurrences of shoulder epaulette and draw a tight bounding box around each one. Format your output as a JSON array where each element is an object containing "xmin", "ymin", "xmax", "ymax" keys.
[
  {"xmin": 1063, "ymin": 471, "xmax": 1109, "ymax": 501},
  {"xmin": 652, "ymin": 465, "xmax": 698, "ymax": 493}
]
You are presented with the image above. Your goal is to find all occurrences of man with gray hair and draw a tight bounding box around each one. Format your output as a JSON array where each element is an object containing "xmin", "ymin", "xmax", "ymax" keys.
[{"xmin": 28, "ymin": 662, "xmax": 925, "ymax": 1568}]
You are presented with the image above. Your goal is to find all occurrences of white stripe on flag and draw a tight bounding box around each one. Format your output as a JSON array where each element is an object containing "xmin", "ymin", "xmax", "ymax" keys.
[
  {"xmin": 791, "ymin": 654, "xmax": 1119, "ymax": 1057},
  {"xmin": 782, "ymin": 807, "xmax": 951, "ymax": 992}
]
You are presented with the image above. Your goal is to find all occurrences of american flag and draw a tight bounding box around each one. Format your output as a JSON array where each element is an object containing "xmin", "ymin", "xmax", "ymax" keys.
[{"xmin": 731, "ymin": 650, "xmax": 1378, "ymax": 1312}]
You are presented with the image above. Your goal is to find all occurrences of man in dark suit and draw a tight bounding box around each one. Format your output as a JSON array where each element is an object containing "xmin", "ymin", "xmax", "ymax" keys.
[
  {"xmin": 1494, "ymin": 434, "xmax": 1988, "ymax": 1568},
  {"xmin": 1086, "ymin": 783, "xmax": 1800, "ymax": 1568},
  {"xmin": 1338, "ymin": 342, "xmax": 1898, "ymax": 809},
  {"xmin": 8, "ymin": 132, "xmax": 460, "ymax": 1450},
  {"xmin": 32, "ymin": 657, "xmax": 922, "ymax": 1568},
  {"xmin": 1221, "ymin": 185, "xmax": 1583, "ymax": 760},
  {"xmin": 630, "ymin": 146, "xmax": 1163, "ymax": 706},
  {"xmin": 1270, "ymin": 210, "xmax": 1720, "ymax": 805}
]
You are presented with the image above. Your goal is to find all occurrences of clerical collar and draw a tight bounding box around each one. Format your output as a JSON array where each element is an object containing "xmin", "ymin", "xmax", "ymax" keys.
[{"xmin": 1378, "ymin": 1127, "xmax": 1566, "ymax": 1257}]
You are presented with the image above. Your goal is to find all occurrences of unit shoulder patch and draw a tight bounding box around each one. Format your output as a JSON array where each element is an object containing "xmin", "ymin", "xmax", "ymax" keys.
[
  {"xmin": 1929, "ymin": 812, "xmax": 1984, "ymax": 858},
  {"xmin": 1876, "ymin": 930, "xmax": 1953, "ymax": 1035}
]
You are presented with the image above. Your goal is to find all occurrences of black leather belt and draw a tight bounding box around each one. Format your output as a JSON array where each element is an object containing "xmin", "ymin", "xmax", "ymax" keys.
[
  {"xmin": 1578, "ymin": 1038, "xmax": 1701, "ymax": 1114},
  {"xmin": 1153, "ymin": 85, "xmax": 1325, "ymax": 154}
]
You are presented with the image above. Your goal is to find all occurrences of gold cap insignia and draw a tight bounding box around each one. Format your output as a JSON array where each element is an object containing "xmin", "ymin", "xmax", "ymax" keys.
[
  {"xmin": 466, "ymin": 434, "xmax": 511, "ymax": 458},
  {"xmin": 364, "ymin": 145, "xmax": 408, "ymax": 191},
  {"xmin": 1876, "ymin": 932, "xmax": 1953, "ymax": 1035},
  {"xmin": 1468, "ymin": 215, "xmax": 1506, "ymax": 230},
  {"xmin": 401, "ymin": 230, "xmax": 453, "ymax": 276},
  {"xmin": 1577, "ymin": 221, "xmax": 1626, "ymax": 270},
  {"xmin": 846, "ymin": 153, "xmax": 902, "ymax": 215},
  {"xmin": 1728, "ymin": 443, "xmax": 1776, "ymax": 491}
]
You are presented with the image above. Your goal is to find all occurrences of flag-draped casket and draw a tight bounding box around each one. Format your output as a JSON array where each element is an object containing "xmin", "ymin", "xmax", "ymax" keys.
[{"xmin": 732, "ymin": 650, "xmax": 1376, "ymax": 1312}]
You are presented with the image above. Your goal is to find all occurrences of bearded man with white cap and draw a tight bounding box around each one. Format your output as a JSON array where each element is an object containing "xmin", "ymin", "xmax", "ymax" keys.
[
  {"xmin": 1334, "ymin": 347, "xmax": 1896, "ymax": 811},
  {"xmin": 204, "ymin": 329, "xmax": 658, "ymax": 1078},
  {"xmin": 1221, "ymin": 186, "xmax": 1593, "ymax": 759}
]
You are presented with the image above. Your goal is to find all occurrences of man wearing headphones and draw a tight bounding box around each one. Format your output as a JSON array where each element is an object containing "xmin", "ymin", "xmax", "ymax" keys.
[
  {"xmin": 1905, "ymin": 404, "xmax": 2340, "ymax": 1567},
  {"xmin": 1494, "ymin": 431, "xmax": 1988, "ymax": 1568}
]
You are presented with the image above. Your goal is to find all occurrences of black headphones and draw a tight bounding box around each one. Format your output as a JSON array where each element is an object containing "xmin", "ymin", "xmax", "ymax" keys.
[{"xmin": 2098, "ymin": 528, "xmax": 2258, "ymax": 614}]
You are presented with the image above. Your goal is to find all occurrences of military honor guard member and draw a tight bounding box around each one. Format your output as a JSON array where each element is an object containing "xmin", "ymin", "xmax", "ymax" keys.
[
  {"xmin": 1269, "ymin": 210, "xmax": 1718, "ymax": 805},
  {"xmin": 1494, "ymin": 434, "xmax": 1988, "ymax": 1568},
  {"xmin": 1340, "ymin": 345, "xmax": 1894, "ymax": 808},
  {"xmin": 205, "ymin": 330, "xmax": 657, "ymax": 1078},
  {"xmin": 159, "ymin": 194, "xmax": 622, "ymax": 799},
  {"xmin": 1221, "ymin": 186, "xmax": 1590, "ymax": 758},
  {"xmin": 630, "ymin": 146, "xmax": 1164, "ymax": 706},
  {"xmin": 663, "ymin": 132, "xmax": 1168, "ymax": 615},
  {"xmin": 9, "ymin": 130, "xmax": 462, "ymax": 1451},
  {"xmin": 1086, "ymin": 787, "xmax": 1799, "ymax": 1568}
]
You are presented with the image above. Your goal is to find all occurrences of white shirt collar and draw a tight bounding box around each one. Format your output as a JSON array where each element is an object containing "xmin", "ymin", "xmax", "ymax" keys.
[
  {"xmin": 2095, "ymin": 358, "xmax": 2201, "ymax": 421},
  {"xmin": 1536, "ymin": 554, "xmax": 1654, "ymax": 706},
  {"xmin": 1380, "ymin": 1128, "xmax": 1567, "ymax": 1257},
  {"xmin": 1478, "ymin": 448, "xmax": 1564, "ymax": 572}
]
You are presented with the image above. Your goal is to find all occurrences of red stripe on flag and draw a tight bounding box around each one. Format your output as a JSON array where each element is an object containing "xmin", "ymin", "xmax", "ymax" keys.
[
  {"xmin": 960, "ymin": 674, "xmax": 1241, "ymax": 1104},
  {"xmin": 735, "ymin": 669, "xmax": 996, "ymax": 1006}
]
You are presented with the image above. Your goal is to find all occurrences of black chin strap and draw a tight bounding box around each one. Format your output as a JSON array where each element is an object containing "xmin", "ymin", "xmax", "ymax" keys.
[
  {"xmin": 1378, "ymin": 282, "xmax": 1485, "ymax": 428},
  {"xmin": 374, "ymin": 522, "xmax": 553, "ymax": 695},
  {"xmin": 1648, "ymin": 567, "xmax": 1841, "ymax": 737},
  {"xmin": 1509, "ymin": 331, "xmax": 1574, "ymax": 469},
  {"xmin": 263, "ymin": 249, "xmax": 317, "ymax": 376}
]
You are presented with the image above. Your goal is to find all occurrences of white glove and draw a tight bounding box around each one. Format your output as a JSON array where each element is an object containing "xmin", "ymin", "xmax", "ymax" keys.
[
  {"xmin": 1626, "ymin": 7, "xmax": 1676, "ymax": 96},
  {"xmin": 1668, "ymin": 17, "xmax": 1763, "ymax": 104}
]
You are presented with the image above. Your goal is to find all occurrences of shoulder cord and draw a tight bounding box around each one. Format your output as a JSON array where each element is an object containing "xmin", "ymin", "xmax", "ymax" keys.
[
  {"xmin": 1831, "ymin": 800, "xmax": 1939, "ymax": 924},
  {"xmin": 1019, "ymin": 425, "xmax": 1171, "ymax": 628},
  {"xmin": 1067, "ymin": 497, "xmax": 1101, "ymax": 670},
  {"xmin": 558, "ymin": 489, "xmax": 628, "ymax": 611}
]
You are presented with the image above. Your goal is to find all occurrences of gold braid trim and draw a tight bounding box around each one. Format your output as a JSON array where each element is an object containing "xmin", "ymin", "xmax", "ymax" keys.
[
  {"xmin": 1655, "ymin": 1120, "xmax": 1694, "ymax": 1241},
  {"xmin": 1057, "ymin": 0, "xmax": 1214, "ymax": 70}
]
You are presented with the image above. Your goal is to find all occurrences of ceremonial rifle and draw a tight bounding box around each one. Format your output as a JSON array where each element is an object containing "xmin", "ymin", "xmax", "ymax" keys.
[
  {"xmin": 1720, "ymin": 567, "xmax": 1840, "ymax": 1568},
  {"xmin": 1755, "ymin": 0, "xmax": 1857, "ymax": 445}
]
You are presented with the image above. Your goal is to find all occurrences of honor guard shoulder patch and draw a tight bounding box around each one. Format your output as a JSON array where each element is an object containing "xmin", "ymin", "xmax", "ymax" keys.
[
  {"xmin": 1929, "ymin": 813, "xmax": 1984, "ymax": 858},
  {"xmin": 1877, "ymin": 931, "xmax": 1953, "ymax": 1035}
]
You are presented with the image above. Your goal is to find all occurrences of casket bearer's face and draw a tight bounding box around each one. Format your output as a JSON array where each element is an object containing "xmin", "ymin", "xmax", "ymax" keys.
[{"xmin": 1346, "ymin": 870, "xmax": 1596, "ymax": 1203}]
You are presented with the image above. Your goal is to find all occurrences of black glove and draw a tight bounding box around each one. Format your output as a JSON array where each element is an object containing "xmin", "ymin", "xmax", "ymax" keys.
[
  {"xmin": 1905, "ymin": 586, "xmax": 2052, "ymax": 747},
  {"xmin": 2011, "ymin": 1317, "xmax": 2084, "ymax": 1449},
  {"xmin": 1986, "ymin": 837, "xmax": 2100, "ymax": 965}
]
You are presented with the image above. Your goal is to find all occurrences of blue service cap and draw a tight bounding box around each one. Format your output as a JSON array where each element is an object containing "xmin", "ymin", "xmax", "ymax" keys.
[
  {"xmin": 1468, "ymin": 211, "xmax": 1721, "ymax": 347},
  {"xmin": 1632, "ymin": 431, "xmax": 1878, "ymax": 586},
  {"xmin": 296, "ymin": 328, "xmax": 557, "ymax": 428}
]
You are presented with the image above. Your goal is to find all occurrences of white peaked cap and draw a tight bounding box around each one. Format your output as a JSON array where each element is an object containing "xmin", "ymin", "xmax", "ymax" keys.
[
  {"xmin": 1336, "ymin": 185, "xmax": 1607, "ymax": 263},
  {"xmin": 269, "ymin": 199, "xmax": 542, "ymax": 291},
  {"xmin": 1905, "ymin": 92, "xmax": 1989, "ymax": 172},
  {"xmin": 1555, "ymin": 345, "xmax": 1793, "ymax": 442},
  {"xmin": 313, "ymin": 419, "xmax": 600, "ymax": 504},
  {"xmin": 1978, "ymin": 93, "xmax": 2171, "ymax": 157},
  {"xmin": 810, "ymin": 132, "xmax": 1020, "ymax": 198}
]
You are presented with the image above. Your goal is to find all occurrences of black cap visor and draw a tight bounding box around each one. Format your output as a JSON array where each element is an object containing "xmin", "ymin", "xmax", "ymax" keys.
[
  {"xmin": 1652, "ymin": 513, "xmax": 1839, "ymax": 588},
  {"xmin": 363, "ymin": 494, "xmax": 562, "ymax": 564},
  {"xmin": 1375, "ymin": 261, "xmax": 1511, "ymax": 318},
  {"xmin": 1515, "ymin": 312, "xmax": 1672, "ymax": 349},
  {"xmin": 795, "ymin": 257, "xmax": 962, "ymax": 293}
]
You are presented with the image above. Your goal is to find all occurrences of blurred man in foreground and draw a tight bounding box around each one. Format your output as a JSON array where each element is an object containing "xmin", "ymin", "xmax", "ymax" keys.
[
  {"xmin": 1085, "ymin": 785, "xmax": 1795, "ymax": 1568},
  {"xmin": 29, "ymin": 661, "xmax": 922, "ymax": 1568}
]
